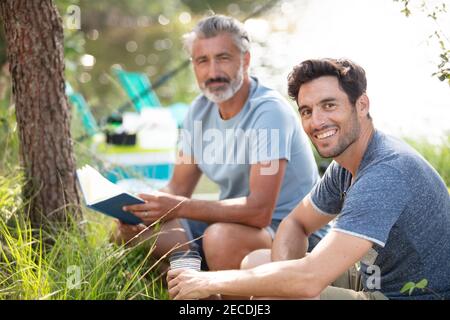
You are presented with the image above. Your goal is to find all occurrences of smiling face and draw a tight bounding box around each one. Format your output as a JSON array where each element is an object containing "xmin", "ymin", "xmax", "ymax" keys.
[
  {"xmin": 298, "ymin": 76, "xmax": 362, "ymax": 158},
  {"xmin": 191, "ymin": 32, "xmax": 249, "ymax": 103}
]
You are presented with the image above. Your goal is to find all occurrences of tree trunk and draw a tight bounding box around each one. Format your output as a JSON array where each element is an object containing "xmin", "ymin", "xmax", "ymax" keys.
[{"xmin": 0, "ymin": 0, "xmax": 81, "ymax": 227}]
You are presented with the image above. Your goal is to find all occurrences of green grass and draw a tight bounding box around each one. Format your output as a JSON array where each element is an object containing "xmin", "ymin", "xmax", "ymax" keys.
[
  {"xmin": 0, "ymin": 218, "xmax": 169, "ymax": 300},
  {"xmin": 0, "ymin": 169, "xmax": 169, "ymax": 300}
]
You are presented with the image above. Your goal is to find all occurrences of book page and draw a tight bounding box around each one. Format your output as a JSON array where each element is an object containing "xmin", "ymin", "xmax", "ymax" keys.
[{"xmin": 77, "ymin": 165, "xmax": 125, "ymax": 204}]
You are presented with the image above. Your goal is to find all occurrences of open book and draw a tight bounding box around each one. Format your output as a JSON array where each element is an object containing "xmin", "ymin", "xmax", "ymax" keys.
[{"xmin": 76, "ymin": 165, "xmax": 144, "ymax": 225}]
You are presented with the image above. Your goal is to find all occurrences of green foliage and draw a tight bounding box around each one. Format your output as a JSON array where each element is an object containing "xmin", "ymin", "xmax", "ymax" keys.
[
  {"xmin": 0, "ymin": 171, "xmax": 23, "ymax": 223},
  {"xmin": 0, "ymin": 103, "xmax": 18, "ymax": 172},
  {"xmin": 400, "ymin": 279, "xmax": 429, "ymax": 295},
  {"xmin": 400, "ymin": 279, "xmax": 435, "ymax": 297},
  {"xmin": 400, "ymin": 281, "xmax": 416, "ymax": 295},
  {"xmin": 61, "ymin": 0, "xmax": 277, "ymax": 122},
  {"xmin": 405, "ymin": 133, "xmax": 450, "ymax": 186},
  {"xmin": 394, "ymin": 0, "xmax": 450, "ymax": 85},
  {"xmin": 415, "ymin": 278, "xmax": 429, "ymax": 289}
]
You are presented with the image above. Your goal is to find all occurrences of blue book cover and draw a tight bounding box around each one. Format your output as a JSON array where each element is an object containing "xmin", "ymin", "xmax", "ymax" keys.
[
  {"xmin": 77, "ymin": 165, "xmax": 145, "ymax": 225},
  {"xmin": 87, "ymin": 193, "xmax": 144, "ymax": 225}
]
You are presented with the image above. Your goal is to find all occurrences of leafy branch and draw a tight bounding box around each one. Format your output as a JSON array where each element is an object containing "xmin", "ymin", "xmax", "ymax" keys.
[{"xmin": 394, "ymin": 0, "xmax": 450, "ymax": 85}]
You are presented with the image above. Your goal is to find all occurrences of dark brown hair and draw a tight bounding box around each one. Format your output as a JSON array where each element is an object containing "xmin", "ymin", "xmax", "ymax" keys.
[{"xmin": 287, "ymin": 58, "xmax": 367, "ymax": 106}]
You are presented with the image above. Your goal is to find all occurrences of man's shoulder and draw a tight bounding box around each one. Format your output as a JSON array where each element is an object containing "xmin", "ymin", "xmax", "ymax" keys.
[
  {"xmin": 250, "ymin": 79, "xmax": 289, "ymax": 108},
  {"xmin": 187, "ymin": 94, "xmax": 214, "ymax": 120},
  {"xmin": 248, "ymin": 81, "xmax": 297, "ymax": 123},
  {"xmin": 362, "ymin": 131, "xmax": 431, "ymax": 178}
]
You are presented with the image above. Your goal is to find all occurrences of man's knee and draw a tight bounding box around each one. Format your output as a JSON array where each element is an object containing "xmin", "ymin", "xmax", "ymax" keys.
[
  {"xmin": 202, "ymin": 222, "xmax": 236, "ymax": 252},
  {"xmin": 202, "ymin": 222, "xmax": 272, "ymax": 270},
  {"xmin": 240, "ymin": 249, "xmax": 271, "ymax": 269},
  {"xmin": 202, "ymin": 222, "xmax": 268, "ymax": 250}
]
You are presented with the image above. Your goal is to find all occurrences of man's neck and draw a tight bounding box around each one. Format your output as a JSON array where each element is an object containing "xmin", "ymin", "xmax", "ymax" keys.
[
  {"xmin": 217, "ymin": 76, "xmax": 251, "ymax": 120},
  {"xmin": 334, "ymin": 123, "xmax": 375, "ymax": 177}
]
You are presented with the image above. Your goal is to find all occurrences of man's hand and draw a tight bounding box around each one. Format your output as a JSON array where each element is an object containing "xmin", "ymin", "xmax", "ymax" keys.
[
  {"xmin": 110, "ymin": 220, "xmax": 147, "ymax": 245},
  {"xmin": 167, "ymin": 269, "xmax": 214, "ymax": 300},
  {"xmin": 123, "ymin": 191, "xmax": 188, "ymax": 225}
]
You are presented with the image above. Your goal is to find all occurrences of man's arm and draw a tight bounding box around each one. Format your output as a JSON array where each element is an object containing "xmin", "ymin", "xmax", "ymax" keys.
[
  {"xmin": 126, "ymin": 159, "xmax": 287, "ymax": 228},
  {"xmin": 272, "ymin": 194, "xmax": 335, "ymax": 260},
  {"xmin": 160, "ymin": 153, "xmax": 203, "ymax": 197},
  {"xmin": 168, "ymin": 230, "xmax": 373, "ymax": 299},
  {"xmin": 177, "ymin": 159, "xmax": 287, "ymax": 228}
]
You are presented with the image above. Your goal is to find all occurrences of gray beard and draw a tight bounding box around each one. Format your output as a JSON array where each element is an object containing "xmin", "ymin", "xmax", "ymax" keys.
[{"xmin": 202, "ymin": 65, "xmax": 244, "ymax": 104}]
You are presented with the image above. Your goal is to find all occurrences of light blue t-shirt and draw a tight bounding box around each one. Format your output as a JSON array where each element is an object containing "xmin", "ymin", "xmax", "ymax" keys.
[
  {"xmin": 310, "ymin": 130, "xmax": 450, "ymax": 300},
  {"xmin": 181, "ymin": 77, "xmax": 320, "ymax": 223}
]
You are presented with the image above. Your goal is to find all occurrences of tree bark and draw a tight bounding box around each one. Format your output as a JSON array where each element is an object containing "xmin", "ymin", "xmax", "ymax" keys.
[{"xmin": 0, "ymin": 0, "xmax": 81, "ymax": 227}]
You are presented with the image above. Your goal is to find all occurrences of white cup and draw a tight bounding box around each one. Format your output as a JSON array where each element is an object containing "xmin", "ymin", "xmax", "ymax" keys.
[{"xmin": 169, "ymin": 250, "xmax": 202, "ymax": 271}]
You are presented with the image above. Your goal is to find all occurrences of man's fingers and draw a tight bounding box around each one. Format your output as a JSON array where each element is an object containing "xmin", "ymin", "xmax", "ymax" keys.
[
  {"xmin": 167, "ymin": 274, "xmax": 179, "ymax": 287},
  {"xmin": 122, "ymin": 204, "xmax": 147, "ymax": 212},
  {"xmin": 138, "ymin": 193, "xmax": 159, "ymax": 201},
  {"xmin": 118, "ymin": 222, "xmax": 145, "ymax": 232},
  {"xmin": 123, "ymin": 203, "xmax": 159, "ymax": 212},
  {"xmin": 167, "ymin": 268, "xmax": 184, "ymax": 279},
  {"xmin": 168, "ymin": 285, "xmax": 180, "ymax": 300}
]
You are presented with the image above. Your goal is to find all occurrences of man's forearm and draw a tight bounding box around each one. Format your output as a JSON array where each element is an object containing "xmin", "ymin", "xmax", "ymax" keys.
[
  {"xmin": 159, "ymin": 183, "xmax": 193, "ymax": 198},
  {"xmin": 209, "ymin": 259, "xmax": 317, "ymax": 298},
  {"xmin": 178, "ymin": 196, "xmax": 271, "ymax": 228},
  {"xmin": 272, "ymin": 217, "xmax": 309, "ymax": 260}
]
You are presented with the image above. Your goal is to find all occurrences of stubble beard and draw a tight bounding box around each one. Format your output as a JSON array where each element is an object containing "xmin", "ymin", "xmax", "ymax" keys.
[{"xmin": 315, "ymin": 110, "xmax": 361, "ymax": 159}]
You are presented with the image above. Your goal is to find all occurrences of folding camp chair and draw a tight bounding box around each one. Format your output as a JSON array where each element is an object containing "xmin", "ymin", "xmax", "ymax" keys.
[
  {"xmin": 65, "ymin": 82, "xmax": 99, "ymax": 137},
  {"xmin": 113, "ymin": 67, "xmax": 189, "ymax": 128},
  {"xmin": 113, "ymin": 68, "xmax": 161, "ymax": 111}
]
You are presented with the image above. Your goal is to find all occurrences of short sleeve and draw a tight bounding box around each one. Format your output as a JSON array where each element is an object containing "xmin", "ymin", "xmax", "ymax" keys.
[
  {"xmin": 248, "ymin": 102, "xmax": 294, "ymax": 164},
  {"xmin": 309, "ymin": 161, "xmax": 344, "ymax": 216},
  {"xmin": 333, "ymin": 165, "xmax": 411, "ymax": 247}
]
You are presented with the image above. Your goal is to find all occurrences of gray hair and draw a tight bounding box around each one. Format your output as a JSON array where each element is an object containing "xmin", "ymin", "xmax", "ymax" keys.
[{"xmin": 183, "ymin": 15, "xmax": 251, "ymax": 56}]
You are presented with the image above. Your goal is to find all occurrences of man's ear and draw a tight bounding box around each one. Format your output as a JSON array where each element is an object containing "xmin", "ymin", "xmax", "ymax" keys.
[
  {"xmin": 357, "ymin": 94, "xmax": 370, "ymax": 117},
  {"xmin": 243, "ymin": 51, "xmax": 251, "ymax": 71}
]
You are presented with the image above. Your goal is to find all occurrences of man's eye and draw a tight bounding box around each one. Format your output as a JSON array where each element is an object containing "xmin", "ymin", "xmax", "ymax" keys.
[
  {"xmin": 196, "ymin": 59, "xmax": 207, "ymax": 65},
  {"xmin": 299, "ymin": 109, "xmax": 311, "ymax": 117},
  {"xmin": 217, "ymin": 55, "xmax": 230, "ymax": 61},
  {"xmin": 324, "ymin": 103, "xmax": 335, "ymax": 109}
]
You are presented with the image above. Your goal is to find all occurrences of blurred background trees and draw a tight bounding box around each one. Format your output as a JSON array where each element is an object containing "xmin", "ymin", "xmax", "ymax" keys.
[
  {"xmin": 0, "ymin": 0, "xmax": 278, "ymax": 226},
  {"xmin": 56, "ymin": 0, "xmax": 276, "ymax": 123}
]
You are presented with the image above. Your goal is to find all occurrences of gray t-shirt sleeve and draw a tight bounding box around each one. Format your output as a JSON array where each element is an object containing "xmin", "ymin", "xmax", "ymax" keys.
[
  {"xmin": 310, "ymin": 161, "xmax": 344, "ymax": 215},
  {"xmin": 248, "ymin": 102, "xmax": 295, "ymax": 164},
  {"xmin": 333, "ymin": 165, "xmax": 411, "ymax": 247}
]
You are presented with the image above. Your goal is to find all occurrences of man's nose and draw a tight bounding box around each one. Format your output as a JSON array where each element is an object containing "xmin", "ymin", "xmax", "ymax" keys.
[
  {"xmin": 207, "ymin": 60, "xmax": 220, "ymax": 79},
  {"xmin": 310, "ymin": 109, "xmax": 327, "ymax": 129}
]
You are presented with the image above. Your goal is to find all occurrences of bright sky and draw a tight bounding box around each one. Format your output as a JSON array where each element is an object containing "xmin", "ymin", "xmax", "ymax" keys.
[{"xmin": 246, "ymin": 0, "xmax": 450, "ymax": 142}]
